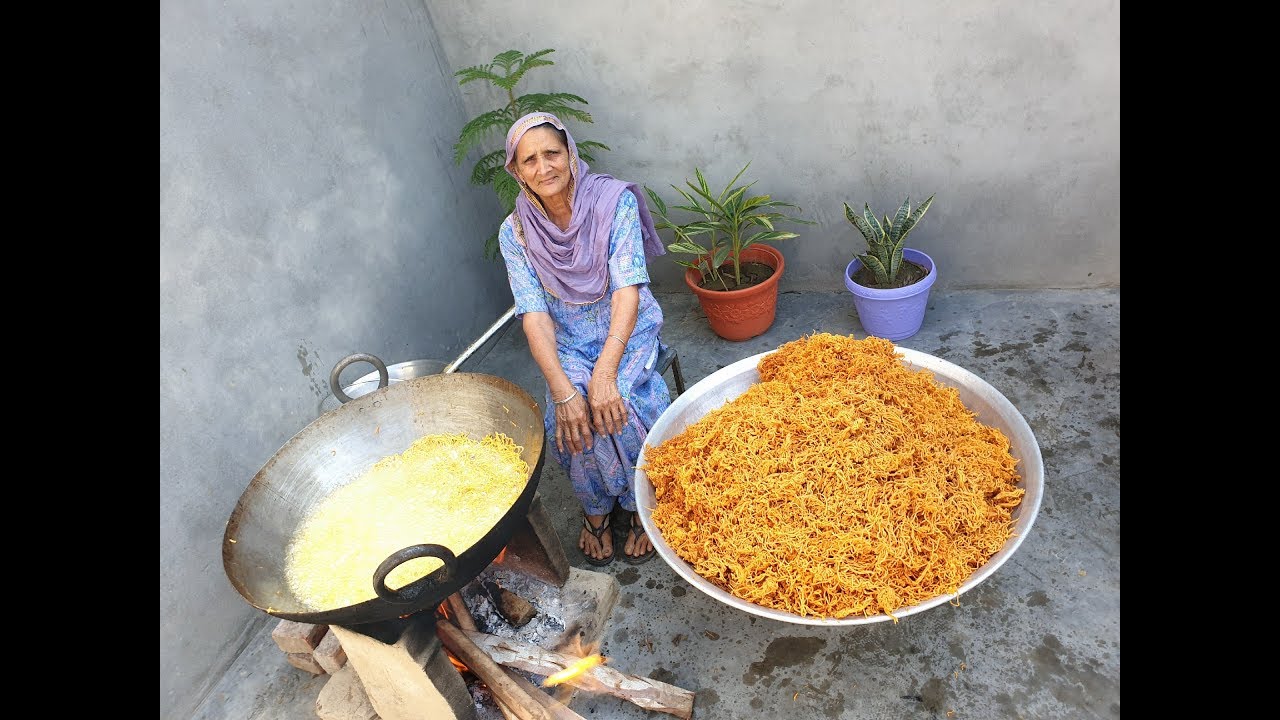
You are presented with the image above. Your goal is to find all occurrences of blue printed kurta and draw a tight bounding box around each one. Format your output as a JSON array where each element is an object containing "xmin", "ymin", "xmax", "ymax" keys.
[{"xmin": 498, "ymin": 190, "xmax": 671, "ymax": 515}]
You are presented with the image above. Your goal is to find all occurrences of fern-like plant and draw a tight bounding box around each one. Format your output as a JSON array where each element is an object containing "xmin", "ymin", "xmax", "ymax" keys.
[
  {"xmin": 453, "ymin": 49, "xmax": 610, "ymax": 259},
  {"xmin": 844, "ymin": 194, "xmax": 935, "ymax": 287},
  {"xmin": 644, "ymin": 163, "xmax": 813, "ymax": 290}
]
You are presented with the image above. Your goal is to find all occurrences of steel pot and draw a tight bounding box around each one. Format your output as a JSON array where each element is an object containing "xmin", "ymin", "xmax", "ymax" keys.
[{"xmin": 222, "ymin": 372, "xmax": 545, "ymax": 626}]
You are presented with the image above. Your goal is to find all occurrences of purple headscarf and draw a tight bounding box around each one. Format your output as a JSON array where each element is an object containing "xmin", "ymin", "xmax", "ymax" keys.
[{"xmin": 504, "ymin": 112, "xmax": 664, "ymax": 305}]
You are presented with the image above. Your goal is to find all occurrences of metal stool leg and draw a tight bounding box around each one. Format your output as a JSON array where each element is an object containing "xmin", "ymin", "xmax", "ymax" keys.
[
  {"xmin": 655, "ymin": 344, "xmax": 686, "ymax": 398},
  {"xmin": 670, "ymin": 352, "xmax": 686, "ymax": 395}
]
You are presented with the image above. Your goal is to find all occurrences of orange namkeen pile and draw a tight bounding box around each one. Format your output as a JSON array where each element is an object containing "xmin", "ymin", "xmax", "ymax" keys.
[{"xmin": 642, "ymin": 333, "xmax": 1024, "ymax": 619}]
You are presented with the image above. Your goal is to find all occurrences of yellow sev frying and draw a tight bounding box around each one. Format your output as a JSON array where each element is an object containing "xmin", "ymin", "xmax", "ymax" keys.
[
  {"xmin": 642, "ymin": 333, "xmax": 1023, "ymax": 619},
  {"xmin": 284, "ymin": 432, "xmax": 528, "ymax": 610}
]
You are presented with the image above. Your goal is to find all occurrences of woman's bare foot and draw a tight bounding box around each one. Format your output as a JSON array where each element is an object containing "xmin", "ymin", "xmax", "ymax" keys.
[
  {"xmin": 624, "ymin": 520, "xmax": 653, "ymax": 558},
  {"xmin": 579, "ymin": 513, "xmax": 614, "ymax": 565},
  {"xmin": 614, "ymin": 509, "xmax": 656, "ymax": 564}
]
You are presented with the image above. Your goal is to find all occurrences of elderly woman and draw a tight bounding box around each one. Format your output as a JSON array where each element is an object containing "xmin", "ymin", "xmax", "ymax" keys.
[{"xmin": 497, "ymin": 111, "xmax": 670, "ymax": 566}]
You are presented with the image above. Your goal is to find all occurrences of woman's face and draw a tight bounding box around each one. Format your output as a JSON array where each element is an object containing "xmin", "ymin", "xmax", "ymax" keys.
[{"xmin": 514, "ymin": 126, "xmax": 571, "ymax": 202}]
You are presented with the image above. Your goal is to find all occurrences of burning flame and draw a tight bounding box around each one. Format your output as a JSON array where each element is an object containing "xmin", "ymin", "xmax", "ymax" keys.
[
  {"xmin": 542, "ymin": 654, "xmax": 605, "ymax": 687},
  {"xmin": 495, "ymin": 547, "xmax": 508, "ymax": 563}
]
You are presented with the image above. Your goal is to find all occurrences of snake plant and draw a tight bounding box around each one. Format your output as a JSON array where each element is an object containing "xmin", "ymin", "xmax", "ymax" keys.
[{"xmin": 845, "ymin": 194, "xmax": 935, "ymax": 286}]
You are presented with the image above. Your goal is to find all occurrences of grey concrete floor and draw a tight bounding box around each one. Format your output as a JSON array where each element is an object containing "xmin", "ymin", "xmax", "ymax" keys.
[{"xmin": 193, "ymin": 288, "xmax": 1120, "ymax": 720}]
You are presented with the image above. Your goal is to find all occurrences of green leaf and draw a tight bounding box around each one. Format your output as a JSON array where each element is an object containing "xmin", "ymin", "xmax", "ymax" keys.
[
  {"xmin": 738, "ymin": 194, "xmax": 778, "ymax": 214},
  {"xmin": 454, "ymin": 109, "xmax": 517, "ymax": 165},
  {"xmin": 514, "ymin": 94, "xmax": 593, "ymax": 124},
  {"xmin": 670, "ymin": 197, "xmax": 711, "ymax": 218},
  {"xmin": 484, "ymin": 230, "xmax": 502, "ymax": 261},
  {"xmin": 844, "ymin": 202, "xmax": 864, "ymax": 227},
  {"xmin": 723, "ymin": 162, "xmax": 752, "ymax": 201},
  {"xmin": 505, "ymin": 51, "xmax": 556, "ymax": 89},
  {"xmin": 747, "ymin": 230, "xmax": 799, "ymax": 245},
  {"xmin": 492, "ymin": 50, "xmax": 528, "ymax": 68},
  {"xmin": 691, "ymin": 168, "xmax": 714, "ymax": 203},
  {"xmin": 850, "ymin": 211, "xmax": 877, "ymax": 247},
  {"xmin": 863, "ymin": 205, "xmax": 885, "ymax": 244},
  {"xmin": 860, "ymin": 254, "xmax": 890, "ymax": 285},
  {"xmin": 694, "ymin": 189, "xmax": 733, "ymax": 227},
  {"xmin": 576, "ymin": 140, "xmax": 610, "ymax": 165},
  {"xmin": 494, "ymin": 174, "xmax": 519, "ymax": 213},
  {"xmin": 898, "ymin": 194, "xmax": 934, "ymax": 241},
  {"xmin": 576, "ymin": 140, "xmax": 611, "ymax": 154},
  {"xmin": 678, "ymin": 221, "xmax": 718, "ymax": 237},
  {"xmin": 668, "ymin": 240, "xmax": 708, "ymax": 255},
  {"xmin": 454, "ymin": 67, "xmax": 503, "ymax": 86},
  {"xmin": 644, "ymin": 187, "xmax": 669, "ymax": 215},
  {"xmin": 469, "ymin": 150, "xmax": 507, "ymax": 187},
  {"xmin": 721, "ymin": 185, "xmax": 750, "ymax": 213},
  {"xmin": 712, "ymin": 245, "xmax": 732, "ymax": 268},
  {"xmin": 473, "ymin": 166, "xmax": 502, "ymax": 189},
  {"xmin": 889, "ymin": 198, "xmax": 911, "ymax": 243}
]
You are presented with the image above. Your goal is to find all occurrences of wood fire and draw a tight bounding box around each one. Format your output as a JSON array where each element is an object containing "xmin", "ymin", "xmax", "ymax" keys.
[
  {"xmin": 542, "ymin": 654, "xmax": 605, "ymax": 687},
  {"xmin": 437, "ymin": 591, "xmax": 694, "ymax": 719}
]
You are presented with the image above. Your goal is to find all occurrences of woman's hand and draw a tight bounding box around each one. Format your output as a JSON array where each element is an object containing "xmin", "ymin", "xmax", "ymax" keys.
[
  {"xmin": 554, "ymin": 390, "xmax": 593, "ymax": 455},
  {"xmin": 588, "ymin": 368, "xmax": 627, "ymax": 436}
]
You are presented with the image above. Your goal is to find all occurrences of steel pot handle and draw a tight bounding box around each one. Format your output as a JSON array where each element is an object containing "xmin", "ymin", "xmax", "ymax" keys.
[
  {"xmin": 371, "ymin": 544, "xmax": 458, "ymax": 604},
  {"xmin": 329, "ymin": 353, "xmax": 389, "ymax": 404}
]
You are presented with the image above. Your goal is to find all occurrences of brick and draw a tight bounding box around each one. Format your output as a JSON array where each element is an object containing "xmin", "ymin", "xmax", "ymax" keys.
[
  {"xmin": 272, "ymin": 619, "xmax": 329, "ymax": 654},
  {"xmin": 330, "ymin": 623, "xmax": 472, "ymax": 720},
  {"xmin": 285, "ymin": 651, "xmax": 327, "ymax": 675},
  {"xmin": 315, "ymin": 666, "xmax": 377, "ymax": 720},
  {"xmin": 314, "ymin": 628, "xmax": 348, "ymax": 674}
]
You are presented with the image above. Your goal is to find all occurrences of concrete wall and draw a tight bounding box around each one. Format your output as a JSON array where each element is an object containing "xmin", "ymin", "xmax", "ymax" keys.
[
  {"xmin": 430, "ymin": 0, "xmax": 1120, "ymax": 290},
  {"xmin": 160, "ymin": 1, "xmax": 1118, "ymax": 717},
  {"xmin": 159, "ymin": 2, "xmax": 511, "ymax": 717}
]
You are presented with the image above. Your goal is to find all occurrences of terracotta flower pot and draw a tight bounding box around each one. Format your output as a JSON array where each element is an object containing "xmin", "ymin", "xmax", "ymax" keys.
[{"xmin": 685, "ymin": 244, "xmax": 785, "ymax": 341}]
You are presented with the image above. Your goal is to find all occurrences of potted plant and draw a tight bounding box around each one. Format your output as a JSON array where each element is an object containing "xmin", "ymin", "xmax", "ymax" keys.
[
  {"xmin": 644, "ymin": 163, "xmax": 813, "ymax": 341},
  {"xmin": 843, "ymin": 194, "xmax": 938, "ymax": 341}
]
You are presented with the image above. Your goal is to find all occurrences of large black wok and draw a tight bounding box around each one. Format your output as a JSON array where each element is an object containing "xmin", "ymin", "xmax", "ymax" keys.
[{"xmin": 222, "ymin": 372, "xmax": 545, "ymax": 626}]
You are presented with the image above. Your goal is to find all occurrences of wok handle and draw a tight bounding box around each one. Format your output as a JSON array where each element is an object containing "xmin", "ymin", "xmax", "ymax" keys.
[
  {"xmin": 372, "ymin": 544, "xmax": 457, "ymax": 604},
  {"xmin": 329, "ymin": 353, "xmax": 389, "ymax": 404}
]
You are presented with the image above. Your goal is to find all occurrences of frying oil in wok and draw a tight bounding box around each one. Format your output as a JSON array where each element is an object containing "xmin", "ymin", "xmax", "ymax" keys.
[{"xmin": 284, "ymin": 432, "xmax": 527, "ymax": 610}]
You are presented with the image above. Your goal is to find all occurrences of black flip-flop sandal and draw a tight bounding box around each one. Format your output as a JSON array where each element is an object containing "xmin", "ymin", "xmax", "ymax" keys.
[
  {"xmin": 613, "ymin": 509, "xmax": 656, "ymax": 565},
  {"xmin": 581, "ymin": 513, "xmax": 615, "ymax": 567}
]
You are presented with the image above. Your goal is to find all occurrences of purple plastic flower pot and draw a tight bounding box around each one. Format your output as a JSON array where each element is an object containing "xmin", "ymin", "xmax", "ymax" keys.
[{"xmin": 844, "ymin": 248, "xmax": 937, "ymax": 341}]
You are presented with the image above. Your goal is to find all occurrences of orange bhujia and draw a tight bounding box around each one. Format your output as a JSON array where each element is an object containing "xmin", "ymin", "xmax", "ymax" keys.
[{"xmin": 642, "ymin": 333, "xmax": 1023, "ymax": 619}]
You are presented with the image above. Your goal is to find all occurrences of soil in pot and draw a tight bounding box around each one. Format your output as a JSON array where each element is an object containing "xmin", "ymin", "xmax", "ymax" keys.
[
  {"xmin": 696, "ymin": 261, "xmax": 775, "ymax": 291},
  {"xmin": 850, "ymin": 259, "xmax": 929, "ymax": 289}
]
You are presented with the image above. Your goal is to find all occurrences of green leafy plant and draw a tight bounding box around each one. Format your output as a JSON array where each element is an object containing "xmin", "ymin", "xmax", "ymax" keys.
[
  {"xmin": 452, "ymin": 49, "xmax": 610, "ymax": 259},
  {"xmin": 644, "ymin": 162, "xmax": 813, "ymax": 290},
  {"xmin": 844, "ymin": 194, "xmax": 935, "ymax": 287}
]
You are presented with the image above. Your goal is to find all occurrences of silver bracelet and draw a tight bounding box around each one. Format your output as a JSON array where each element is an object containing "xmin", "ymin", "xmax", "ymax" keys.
[
  {"xmin": 608, "ymin": 333, "xmax": 627, "ymax": 347},
  {"xmin": 552, "ymin": 389, "xmax": 578, "ymax": 406}
]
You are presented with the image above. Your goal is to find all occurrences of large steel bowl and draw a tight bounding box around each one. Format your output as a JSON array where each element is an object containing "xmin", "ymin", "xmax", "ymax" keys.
[
  {"xmin": 635, "ymin": 347, "xmax": 1044, "ymax": 626},
  {"xmin": 223, "ymin": 372, "xmax": 545, "ymax": 627}
]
